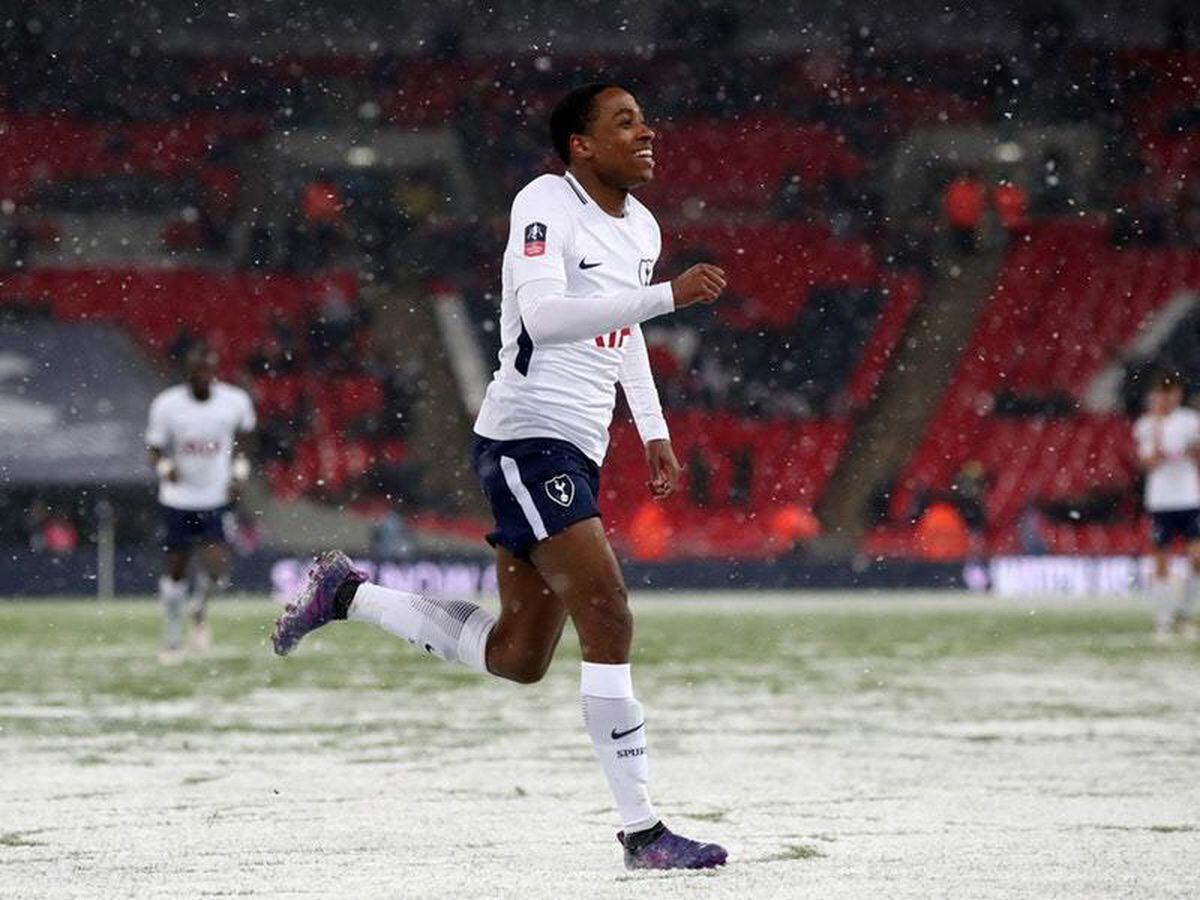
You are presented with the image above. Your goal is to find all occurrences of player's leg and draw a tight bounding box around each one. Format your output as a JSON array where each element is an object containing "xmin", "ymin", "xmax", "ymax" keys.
[
  {"xmin": 530, "ymin": 517, "xmax": 725, "ymax": 869},
  {"xmin": 1147, "ymin": 514, "xmax": 1176, "ymax": 638},
  {"xmin": 159, "ymin": 544, "xmax": 191, "ymax": 661},
  {"xmin": 190, "ymin": 537, "xmax": 229, "ymax": 651},
  {"xmin": 486, "ymin": 547, "xmax": 568, "ymax": 682},
  {"xmin": 1180, "ymin": 517, "xmax": 1200, "ymax": 639},
  {"xmin": 342, "ymin": 546, "xmax": 568, "ymax": 682},
  {"xmin": 273, "ymin": 544, "xmax": 570, "ymax": 682}
]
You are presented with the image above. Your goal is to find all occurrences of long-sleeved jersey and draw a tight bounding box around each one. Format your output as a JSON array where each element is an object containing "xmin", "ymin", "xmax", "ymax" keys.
[{"xmin": 473, "ymin": 171, "xmax": 673, "ymax": 465}]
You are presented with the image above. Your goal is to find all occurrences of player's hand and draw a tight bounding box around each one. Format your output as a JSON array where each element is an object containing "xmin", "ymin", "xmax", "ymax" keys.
[
  {"xmin": 645, "ymin": 439, "xmax": 681, "ymax": 501},
  {"xmin": 670, "ymin": 264, "xmax": 726, "ymax": 308}
]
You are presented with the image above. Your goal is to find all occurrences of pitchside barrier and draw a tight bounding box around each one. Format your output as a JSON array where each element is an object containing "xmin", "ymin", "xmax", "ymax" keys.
[
  {"xmin": 1, "ymin": 546, "xmax": 964, "ymax": 597},
  {"xmin": 2, "ymin": 547, "xmax": 1179, "ymax": 599}
]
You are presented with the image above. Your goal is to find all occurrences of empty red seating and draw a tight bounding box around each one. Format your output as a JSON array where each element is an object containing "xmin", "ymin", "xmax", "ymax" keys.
[
  {"xmin": 845, "ymin": 272, "xmax": 922, "ymax": 409},
  {"xmin": 310, "ymin": 375, "xmax": 386, "ymax": 431},
  {"xmin": 0, "ymin": 113, "xmax": 264, "ymax": 202},
  {"xmin": 0, "ymin": 267, "xmax": 354, "ymax": 369},
  {"xmin": 601, "ymin": 411, "xmax": 849, "ymax": 558},
  {"xmin": 639, "ymin": 117, "xmax": 864, "ymax": 214},
  {"xmin": 667, "ymin": 222, "xmax": 877, "ymax": 327},
  {"xmin": 878, "ymin": 220, "xmax": 1200, "ymax": 555},
  {"xmin": 251, "ymin": 373, "xmax": 306, "ymax": 419}
]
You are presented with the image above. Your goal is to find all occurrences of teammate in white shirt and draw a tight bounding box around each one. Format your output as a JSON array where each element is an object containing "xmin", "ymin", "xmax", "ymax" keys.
[
  {"xmin": 147, "ymin": 344, "xmax": 256, "ymax": 661},
  {"xmin": 1133, "ymin": 372, "xmax": 1200, "ymax": 639},
  {"xmin": 273, "ymin": 84, "xmax": 730, "ymax": 869}
]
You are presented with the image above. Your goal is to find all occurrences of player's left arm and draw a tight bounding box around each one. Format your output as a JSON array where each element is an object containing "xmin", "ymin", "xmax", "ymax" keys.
[
  {"xmin": 619, "ymin": 325, "xmax": 679, "ymax": 500},
  {"xmin": 146, "ymin": 394, "xmax": 178, "ymax": 482},
  {"xmin": 230, "ymin": 391, "xmax": 258, "ymax": 502},
  {"xmin": 1188, "ymin": 414, "xmax": 1200, "ymax": 465}
]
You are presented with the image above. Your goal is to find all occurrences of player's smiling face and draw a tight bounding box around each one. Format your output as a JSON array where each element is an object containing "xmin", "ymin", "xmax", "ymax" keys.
[{"xmin": 576, "ymin": 88, "xmax": 655, "ymax": 190}]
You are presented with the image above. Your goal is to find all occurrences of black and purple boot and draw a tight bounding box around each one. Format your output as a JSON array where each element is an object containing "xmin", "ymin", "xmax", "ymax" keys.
[
  {"xmin": 618, "ymin": 822, "xmax": 727, "ymax": 870},
  {"xmin": 271, "ymin": 551, "xmax": 366, "ymax": 656}
]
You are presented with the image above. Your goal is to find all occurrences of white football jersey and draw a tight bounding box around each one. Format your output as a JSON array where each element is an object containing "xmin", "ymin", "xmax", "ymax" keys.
[
  {"xmin": 146, "ymin": 382, "xmax": 256, "ymax": 510},
  {"xmin": 473, "ymin": 172, "xmax": 673, "ymax": 465},
  {"xmin": 1135, "ymin": 407, "xmax": 1200, "ymax": 511}
]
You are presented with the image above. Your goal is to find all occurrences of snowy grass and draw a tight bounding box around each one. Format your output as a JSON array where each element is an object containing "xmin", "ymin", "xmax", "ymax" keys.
[{"xmin": 1, "ymin": 593, "xmax": 1198, "ymax": 898}]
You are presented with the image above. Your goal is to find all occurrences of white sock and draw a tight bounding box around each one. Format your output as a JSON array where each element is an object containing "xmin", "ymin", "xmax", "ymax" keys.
[
  {"xmin": 348, "ymin": 582, "xmax": 496, "ymax": 673},
  {"xmin": 1150, "ymin": 576, "xmax": 1178, "ymax": 632},
  {"xmin": 159, "ymin": 576, "xmax": 188, "ymax": 650},
  {"xmin": 190, "ymin": 571, "xmax": 224, "ymax": 624},
  {"xmin": 1179, "ymin": 574, "xmax": 1197, "ymax": 621},
  {"xmin": 581, "ymin": 662, "xmax": 658, "ymax": 834}
]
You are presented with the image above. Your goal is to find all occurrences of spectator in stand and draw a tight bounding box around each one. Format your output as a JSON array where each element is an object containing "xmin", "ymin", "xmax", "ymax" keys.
[
  {"xmin": 242, "ymin": 219, "xmax": 274, "ymax": 269},
  {"xmin": 1175, "ymin": 162, "xmax": 1200, "ymax": 247},
  {"xmin": 370, "ymin": 511, "xmax": 416, "ymax": 560},
  {"xmin": 768, "ymin": 504, "xmax": 821, "ymax": 557},
  {"xmin": 943, "ymin": 170, "xmax": 986, "ymax": 255},
  {"xmin": 306, "ymin": 278, "xmax": 359, "ymax": 371},
  {"xmin": 993, "ymin": 176, "xmax": 1029, "ymax": 239},
  {"xmin": 771, "ymin": 170, "xmax": 807, "ymax": 220},
  {"xmin": 300, "ymin": 174, "xmax": 344, "ymax": 269},
  {"xmin": 728, "ymin": 447, "xmax": 753, "ymax": 506},
  {"xmin": 0, "ymin": 220, "xmax": 32, "ymax": 271},
  {"xmin": 1032, "ymin": 147, "xmax": 1074, "ymax": 215},
  {"xmin": 1018, "ymin": 503, "xmax": 1050, "ymax": 555},
  {"xmin": 952, "ymin": 460, "xmax": 987, "ymax": 527},
  {"xmin": 688, "ymin": 445, "xmax": 712, "ymax": 508},
  {"xmin": 628, "ymin": 500, "xmax": 672, "ymax": 562},
  {"xmin": 913, "ymin": 501, "xmax": 970, "ymax": 561},
  {"xmin": 26, "ymin": 501, "xmax": 78, "ymax": 555}
]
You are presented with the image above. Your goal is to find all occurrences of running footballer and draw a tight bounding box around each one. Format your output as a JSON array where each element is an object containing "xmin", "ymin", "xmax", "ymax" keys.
[{"xmin": 273, "ymin": 84, "xmax": 728, "ymax": 870}]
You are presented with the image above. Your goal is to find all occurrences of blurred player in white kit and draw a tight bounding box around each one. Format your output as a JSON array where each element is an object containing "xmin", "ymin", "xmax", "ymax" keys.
[
  {"xmin": 1133, "ymin": 371, "xmax": 1200, "ymax": 640},
  {"xmin": 146, "ymin": 344, "xmax": 256, "ymax": 662}
]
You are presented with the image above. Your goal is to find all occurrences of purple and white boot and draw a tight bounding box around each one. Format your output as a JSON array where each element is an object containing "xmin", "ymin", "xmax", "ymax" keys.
[
  {"xmin": 271, "ymin": 551, "xmax": 366, "ymax": 656},
  {"xmin": 618, "ymin": 822, "xmax": 727, "ymax": 870}
]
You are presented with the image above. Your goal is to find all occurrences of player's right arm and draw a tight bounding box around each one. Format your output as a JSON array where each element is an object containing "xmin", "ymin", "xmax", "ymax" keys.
[
  {"xmin": 1134, "ymin": 417, "xmax": 1164, "ymax": 470},
  {"xmin": 146, "ymin": 393, "xmax": 178, "ymax": 483},
  {"xmin": 509, "ymin": 186, "xmax": 725, "ymax": 346}
]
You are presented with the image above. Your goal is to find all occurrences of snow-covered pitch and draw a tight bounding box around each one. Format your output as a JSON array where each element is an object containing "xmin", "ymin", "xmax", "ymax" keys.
[{"xmin": 1, "ymin": 593, "xmax": 1197, "ymax": 899}]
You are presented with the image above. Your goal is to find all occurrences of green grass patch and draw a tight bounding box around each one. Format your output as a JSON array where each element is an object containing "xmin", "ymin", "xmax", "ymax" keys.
[
  {"xmin": 0, "ymin": 832, "xmax": 47, "ymax": 848},
  {"xmin": 763, "ymin": 843, "xmax": 826, "ymax": 862}
]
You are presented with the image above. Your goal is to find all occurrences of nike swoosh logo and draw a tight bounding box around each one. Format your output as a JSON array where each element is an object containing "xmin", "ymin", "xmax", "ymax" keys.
[
  {"xmin": 611, "ymin": 721, "xmax": 645, "ymax": 740},
  {"xmin": 579, "ymin": 259, "xmax": 602, "ymax": 269}
]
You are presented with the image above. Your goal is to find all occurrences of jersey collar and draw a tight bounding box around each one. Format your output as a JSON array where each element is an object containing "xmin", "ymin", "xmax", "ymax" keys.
[{"xmin": 563, "ymin": 171, "xmax": 628, "ymax": 218}]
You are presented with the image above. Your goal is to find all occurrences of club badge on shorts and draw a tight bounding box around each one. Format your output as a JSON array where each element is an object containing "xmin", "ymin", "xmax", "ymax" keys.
[{"xmin": 545, "ymin": 473, "xmax": 575, "ymax": 507}]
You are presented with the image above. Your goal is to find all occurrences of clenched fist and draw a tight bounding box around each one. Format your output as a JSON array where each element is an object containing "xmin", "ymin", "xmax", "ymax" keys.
[{"xmin": 670, "ymin": 263, "xmax": 727, "ymax": 308}]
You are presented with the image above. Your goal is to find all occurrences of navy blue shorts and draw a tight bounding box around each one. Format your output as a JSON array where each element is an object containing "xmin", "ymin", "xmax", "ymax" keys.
[
  {"xmin": 160, "ymin": 504, "xmax": 234, "ymax": 550},
  {"xmin": 1150, "ymin": 508, "xmax": 1200, "ymax": 548},
  {"xmin": 472, "ymin": 435, "xmax": 601, "ymax": 559}
]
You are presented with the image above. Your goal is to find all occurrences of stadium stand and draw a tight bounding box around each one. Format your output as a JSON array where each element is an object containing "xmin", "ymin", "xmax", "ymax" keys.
[
  {"xmin": 867, "ymin": 219, "xmax": 1200, "ymax": 556},
  {"xmin": 6, "ymin": 0, "xmax": 1198, "ymax": 562}
]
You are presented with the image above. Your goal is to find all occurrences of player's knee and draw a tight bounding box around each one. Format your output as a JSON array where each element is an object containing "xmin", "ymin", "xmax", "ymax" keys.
[{"xmin": 505, "ymin": 657, "xmax": 552, "ymax": 685}]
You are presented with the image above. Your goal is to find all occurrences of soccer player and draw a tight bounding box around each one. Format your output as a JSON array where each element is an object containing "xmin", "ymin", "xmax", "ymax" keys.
[
  {"xmin": 147, "ymin": 343, "xmax": 256, "ymax": 662},
  {"xmin": 273, "ymin": 84, "xmax": 728, "ymax": 869},
  {"xmin": 1134, "ymin": 371, "xmax": 1200, "ymax": 640}
]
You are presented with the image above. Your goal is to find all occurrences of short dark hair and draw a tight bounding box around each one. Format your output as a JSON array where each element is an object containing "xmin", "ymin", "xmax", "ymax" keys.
[
  {"xmin": 1154, "ymin": 369, "xmax": 1184, "ymax": 391},
  {"xmin": 185, "ymin": 341, "xmax": 216, "ymax": 368},
  {"xmin": 548, "ymin": 83, "xmax": 623, "ymax": 164}
]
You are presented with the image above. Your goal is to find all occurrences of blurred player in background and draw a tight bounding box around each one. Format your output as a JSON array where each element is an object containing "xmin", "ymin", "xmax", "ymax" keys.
[
  {"xmin": 1134, "ymin": 371, "xmax": 1200, "ymax": 641},
  {"xmin": 147, "ymin": 343, "xmax": 256, "ymax": 662},
  {"xmin": 273, "ymin": 84, "xmax": 730, "ymax": 869}
]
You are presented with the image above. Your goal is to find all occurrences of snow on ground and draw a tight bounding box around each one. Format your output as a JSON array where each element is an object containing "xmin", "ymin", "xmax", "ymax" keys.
[{"xmin": 1, "ymin": 593, "xmax": 1198, "ymax": 899}]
